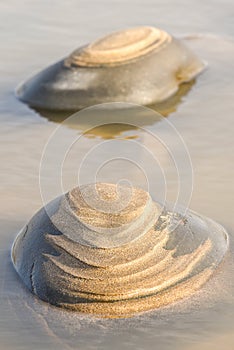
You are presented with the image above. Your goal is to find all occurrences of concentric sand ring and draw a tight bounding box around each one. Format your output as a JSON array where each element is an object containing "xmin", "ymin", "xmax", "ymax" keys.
[{"xmin": 65, "ymin": 26, "xmax": 171, "ymax": 67}]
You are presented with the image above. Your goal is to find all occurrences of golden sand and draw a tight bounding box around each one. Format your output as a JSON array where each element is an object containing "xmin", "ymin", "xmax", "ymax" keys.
[
  {"xmin": 12, "ymin": 183, "xmax": 229, "ymax": 318},
  {"xmin": 65, "ymin": 26, "xmax": 171, "ymax": 67}
]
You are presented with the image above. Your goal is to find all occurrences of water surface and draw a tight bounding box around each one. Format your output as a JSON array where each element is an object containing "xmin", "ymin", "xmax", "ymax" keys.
[{"xmin": 1, "ymin": 1, "xmax": 234, "ymax": 349}]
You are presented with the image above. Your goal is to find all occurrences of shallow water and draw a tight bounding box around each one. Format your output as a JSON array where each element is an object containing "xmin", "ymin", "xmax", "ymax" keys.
[{"xmin": 1, "ymin": 1, "xmax": 234, "ymax": 349}]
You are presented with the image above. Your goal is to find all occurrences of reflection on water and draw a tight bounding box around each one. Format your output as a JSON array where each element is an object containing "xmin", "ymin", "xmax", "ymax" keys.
[
  {"xmin": 150, "ymin": 79, "xmax": 196, "ymax": 116},
  {"xmin": 33, "ymin": 80, "xmax": 195, "ymax": 139}
]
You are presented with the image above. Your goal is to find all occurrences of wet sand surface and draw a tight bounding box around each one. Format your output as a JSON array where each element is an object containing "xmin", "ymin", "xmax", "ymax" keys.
[{"xmin": 1, "ymin": 1, "xmax": 234, "ymax": 349}]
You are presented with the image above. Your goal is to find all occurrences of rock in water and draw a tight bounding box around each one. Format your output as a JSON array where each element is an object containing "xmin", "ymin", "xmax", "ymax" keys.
[
  {"xmin": 11, "ymin": 183, "xmax": 228, "ymax": 318},
  {"xmin": 16, "ymin": 26, "xmax": 205, "ymax": 110}
]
